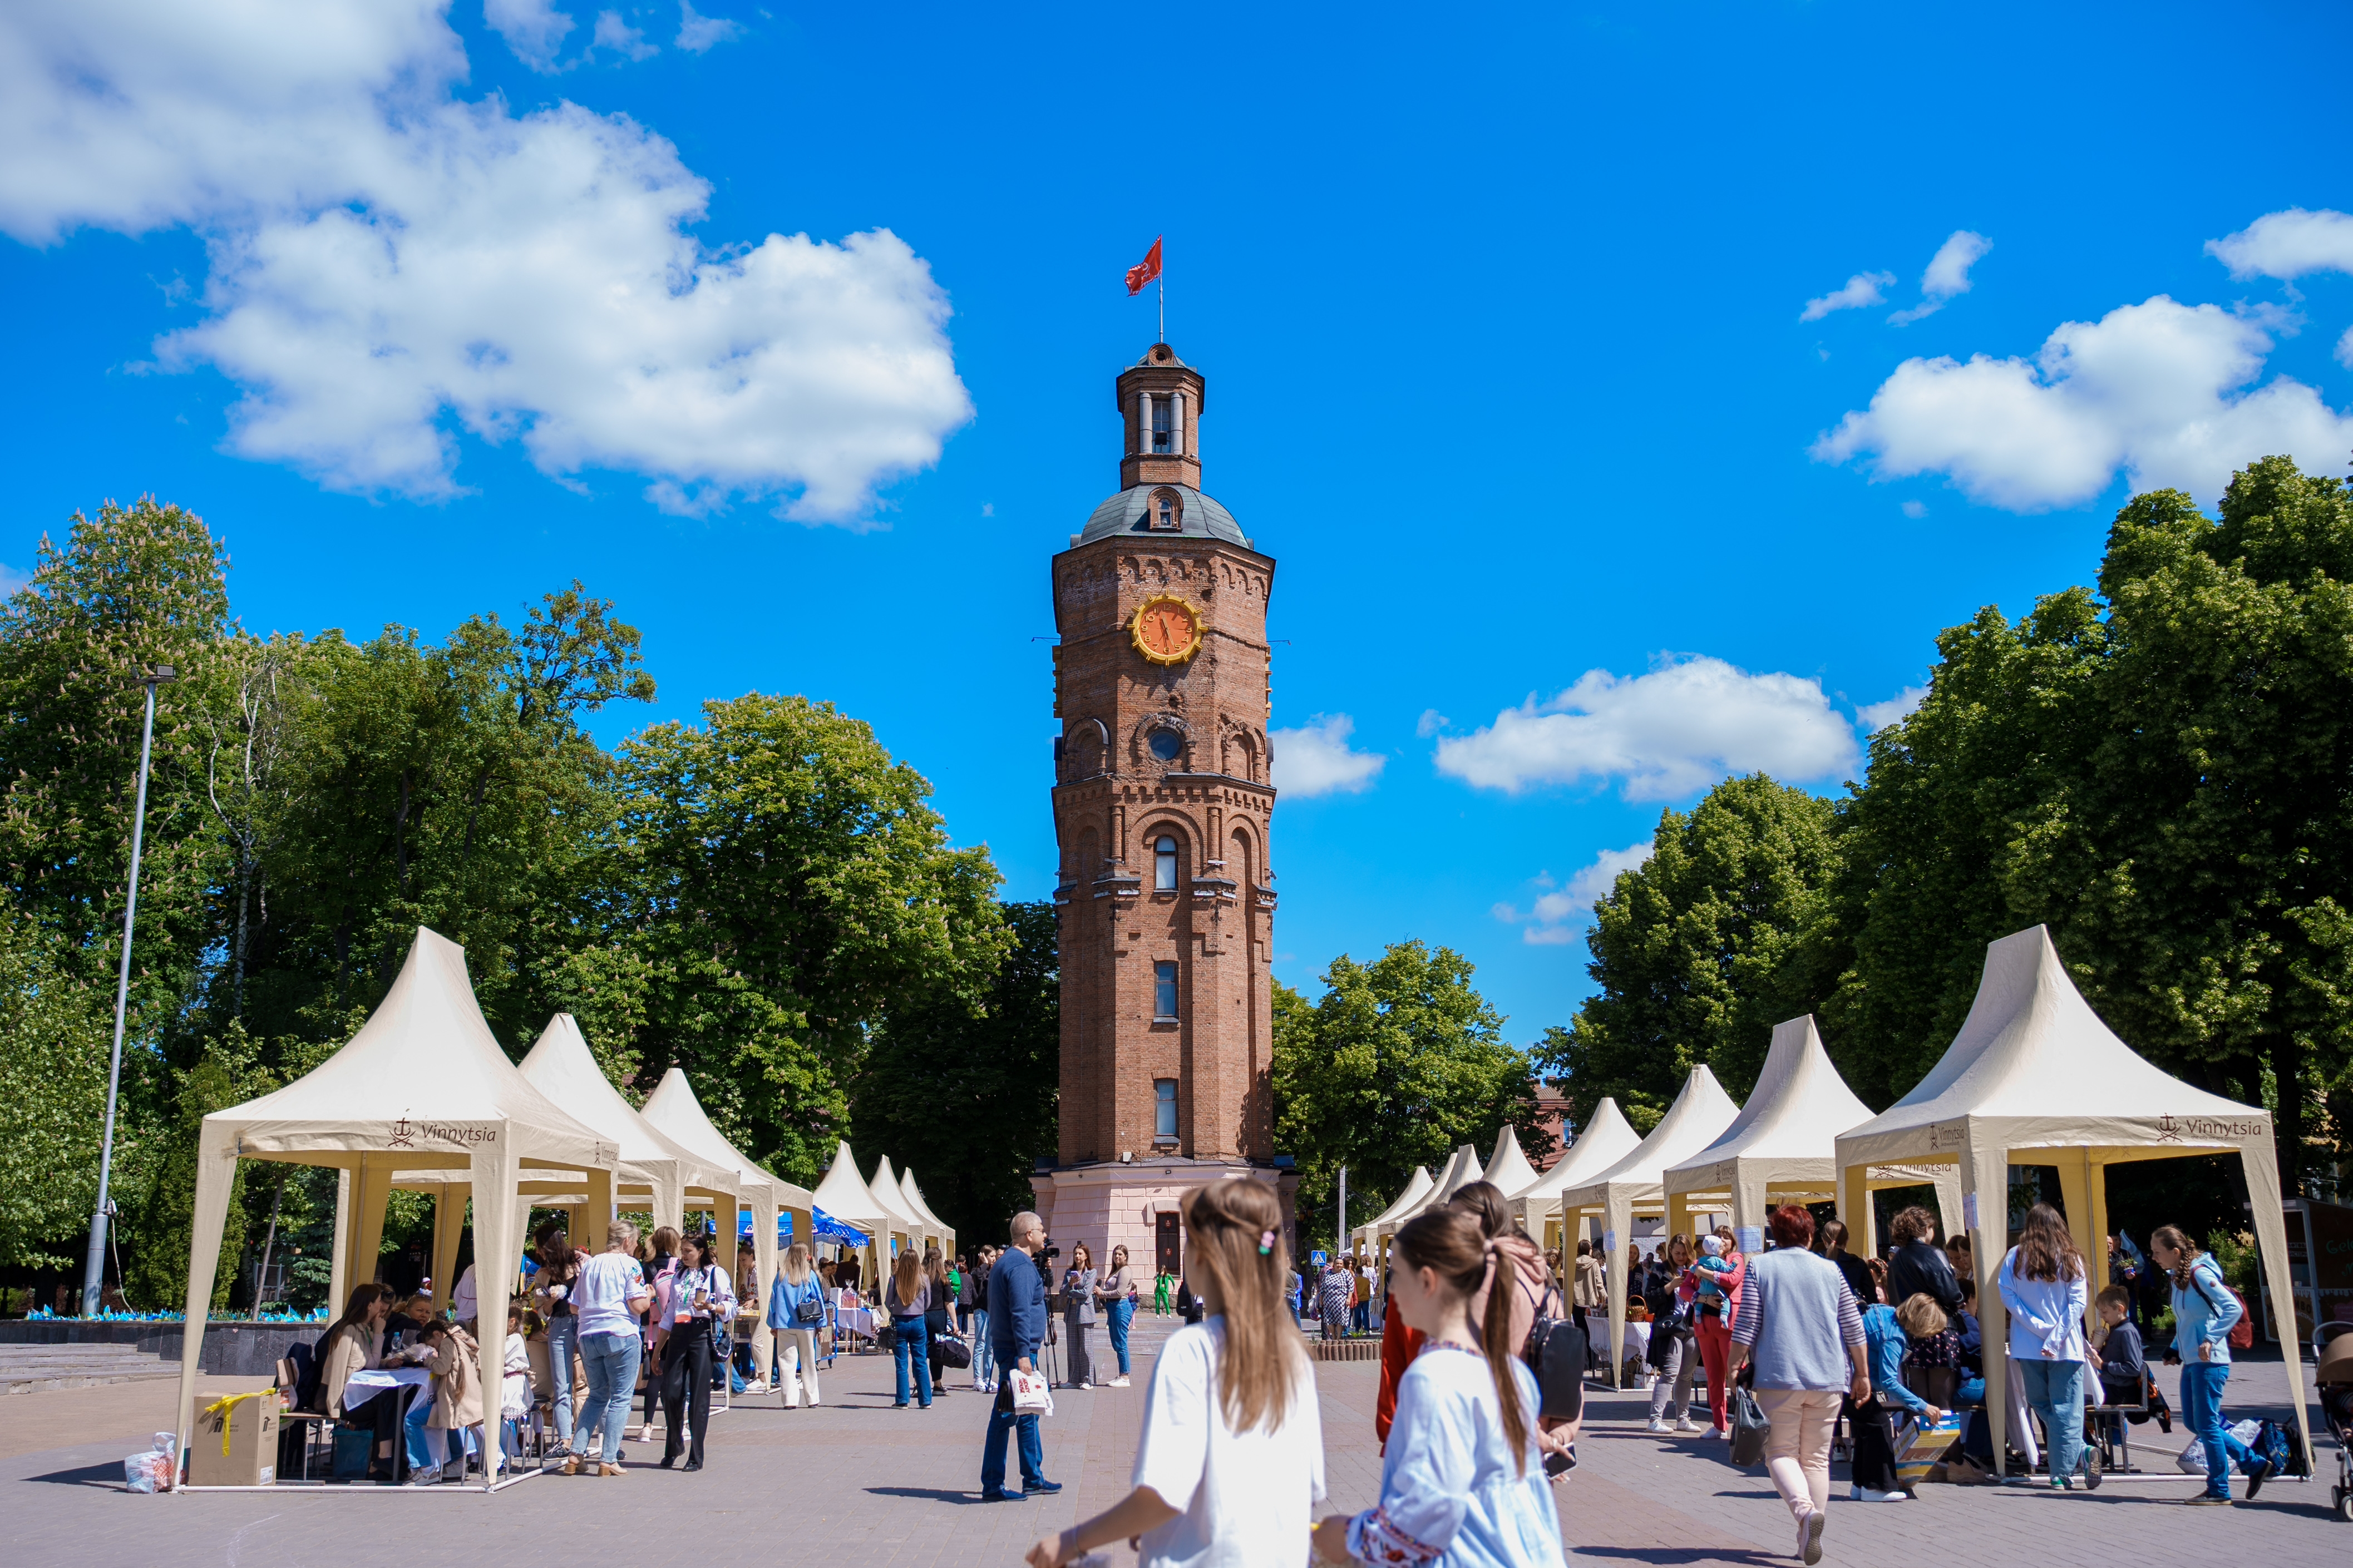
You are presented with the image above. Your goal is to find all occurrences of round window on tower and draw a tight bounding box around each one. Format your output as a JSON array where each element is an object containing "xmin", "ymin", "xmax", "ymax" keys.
[{"xmin": 1148, "ymin": 728, "xmax": 1183, "ymax": 761}]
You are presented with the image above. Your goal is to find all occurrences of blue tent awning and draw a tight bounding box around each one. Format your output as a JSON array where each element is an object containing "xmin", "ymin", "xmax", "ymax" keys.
[{"xmin": 738, "ymin": 1207, "xmax": 871, "ymax": 1246}]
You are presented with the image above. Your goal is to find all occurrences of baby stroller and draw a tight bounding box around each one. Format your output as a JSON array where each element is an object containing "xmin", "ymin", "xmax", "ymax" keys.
[{"xmin": 2319, "ymin": 1320, "xmax": 2353, "ymax": 1522}]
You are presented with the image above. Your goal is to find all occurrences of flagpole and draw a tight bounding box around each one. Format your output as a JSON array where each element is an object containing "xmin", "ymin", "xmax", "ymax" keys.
[{"xmin": 1159, "ymin": 263, "xmax": 1166, "ymax": 345}]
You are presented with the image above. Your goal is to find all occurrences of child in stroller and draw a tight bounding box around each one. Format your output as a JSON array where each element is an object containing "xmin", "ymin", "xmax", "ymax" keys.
[{"xmin": 2320, "ymin": 1320, "xmax": 2353, "ymax": 1522}]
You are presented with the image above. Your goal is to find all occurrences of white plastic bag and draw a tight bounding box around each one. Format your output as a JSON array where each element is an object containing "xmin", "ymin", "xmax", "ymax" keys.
[
  {"xmin": 122, "ymin": 1433, "xmax": 179, "ymax": 1493},
  {"xmin": 2176, "ymin": 1438, "xmax": 2208, "ymax": 1476},
  {"xmin": 1008, "ymin": 1366, "xmax": 1054, "ymax": 1417}
]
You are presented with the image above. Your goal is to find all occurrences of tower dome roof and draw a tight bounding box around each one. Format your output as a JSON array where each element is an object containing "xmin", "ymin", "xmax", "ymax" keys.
[{"xmin": 1076, "ymin": 484, "xmax": 1249, "ymax": 548}]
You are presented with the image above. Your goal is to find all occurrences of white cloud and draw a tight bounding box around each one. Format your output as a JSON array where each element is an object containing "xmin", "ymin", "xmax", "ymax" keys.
[
  {"xmin": 1889, "ymin": 230, "xmax": 1991, "ymax": 325},
  {"xmin": 1415, "ymin": 708, "xmax": 1448, "ymax": 738},
  {"xmin": 675, "ymin": 1, "xmax": 742, "ymax": 51},
  {"xmin": 1434, "ymin": 656, "xmax": 1858, "ymax": 799},
  {"xmin": 1812, "ymin": 295, "xmax": 2353, "ymax": 510},
  {"xmin": 1856, "ymin": 685, "xmax": 1926, "ymax": 731},
  {"xmin": 1800, "ymin": 271, "xmax": 1895, "ymax": 323},
  {"xmin": 0, "ymin": 0, "xmax": 970, "ymax": 523},
  {"xmin": 1495, "ymin": 840, "xmax": 1654, "ymax": 946},
  {"xmin": 1271, "ymin": 714, "xmax": 1384, "ymax": 798},
  {"xmin": 485, "ymin": 0, "xmax": 574, "ymax": 70},
  {"xmin": 1900, "ymin": 498, "xmax": 1927, "ymax": 519},
  {"xmin": 590, "ymin": 9, "xmax": 657, "ymax": 60},
  {"xmin": 2207, "ymin": 208, "xmax": 2353, "ymax": 281}
]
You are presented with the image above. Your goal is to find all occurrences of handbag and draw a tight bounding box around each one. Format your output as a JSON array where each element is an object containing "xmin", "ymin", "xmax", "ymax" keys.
[
  {"xmin": 936, "ymin": 1336, "xmax": 973, "ymax": 1369},
  {"xmin": 1008, "ymin": 1366, "xmax": 1054, "ymax": 1416},
  {"xmin": 795, "ymin": 1293, "xmax": 822, "ymax": 1325},
  {"xmin": 1728, "ymin": 1378, "xmax": 1769, "ymax": 1467},
  {"xmin": 1521, "ymin": 1314, "xmax": 1587, "ymax": 1422}
]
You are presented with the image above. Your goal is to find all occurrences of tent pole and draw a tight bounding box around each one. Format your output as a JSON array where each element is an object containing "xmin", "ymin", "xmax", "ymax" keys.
[
  {"xmin": 328, "ymin": 1166, "xmax": 352, "ymax": 1314},
  {"xmin": 2239, "ymin": 1134, "xmax": 2317, "ymax": 1473},
  {"xmin": 1965, "ymin": 1141, "xmax": 2009, "ymax": 1476},
  {"xmin": 2085, "ymin": 1156, "xmax": 2110, "ymax": 1335},
  {"xmin": 176, "ymin": 1122, "xmax": 239, "ymax": 1478}
]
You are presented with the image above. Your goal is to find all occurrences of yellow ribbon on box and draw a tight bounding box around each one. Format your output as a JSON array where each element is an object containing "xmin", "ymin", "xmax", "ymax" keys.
[{"xmin": 200, "ymin": 1390, "xmax": 273, "ymax": 1457}]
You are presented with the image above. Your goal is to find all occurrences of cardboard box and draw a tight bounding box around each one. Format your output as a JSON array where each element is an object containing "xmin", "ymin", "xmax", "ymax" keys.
[{"xmin": 189, "ymin": 1392, "xmax": 279, "ymax": 1487}]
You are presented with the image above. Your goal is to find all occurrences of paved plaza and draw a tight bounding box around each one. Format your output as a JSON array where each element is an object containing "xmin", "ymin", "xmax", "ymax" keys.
[{"xmin": 3, "ymin": 1313, "xmax": 2344, "ymax": 1565}]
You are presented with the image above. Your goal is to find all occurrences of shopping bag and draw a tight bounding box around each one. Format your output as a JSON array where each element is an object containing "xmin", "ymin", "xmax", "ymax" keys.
[
  {"xmin": 1728, "ymin": 1385, "xmax": 1769, "ymax": 1467},
  {"xmin": 1008, "ymin": 1367, "xmax": 1054, "ymax": 1417},
  {"xmin": 1892, "ymin": 1413, "xmax": 1964, "ymax": 1486}
]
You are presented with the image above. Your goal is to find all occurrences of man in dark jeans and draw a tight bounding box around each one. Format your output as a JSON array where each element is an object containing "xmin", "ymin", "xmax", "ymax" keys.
[
  {"xmin": 979, "ymin": 1211, "xmax": 1059, "ymax": 1502},
  {"xmin": 1883, "ymin": 1206, "xmax": 1964, "ymax": 1317}
]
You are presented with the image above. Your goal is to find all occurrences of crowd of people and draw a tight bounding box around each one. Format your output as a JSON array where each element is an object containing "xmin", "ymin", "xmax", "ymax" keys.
[{"xmin": 293, "ymin": 1182, "xmax": 2286, "ymax": 1562}]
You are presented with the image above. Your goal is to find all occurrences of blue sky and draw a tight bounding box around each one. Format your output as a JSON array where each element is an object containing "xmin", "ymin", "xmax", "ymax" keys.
[{"xmin": 7, "ymin": 1, "xmax": 2353, "ymax": 1048}]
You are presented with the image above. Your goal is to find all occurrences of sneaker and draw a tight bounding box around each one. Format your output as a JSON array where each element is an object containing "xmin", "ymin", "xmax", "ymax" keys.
[
  {"xmin": 1023, "ymin": 1478, "xmax": 1063, "ymax": 1495},
  {"xmin": 743, "ymin": 1380, "xmax": 770, "ymax": 1396},
  {"xmin": 1854, "ymin": 1486, "xmax": 1907, "ymax": 1502},
  {"xmin": 2184, "ymin": 1494, "xmax": 2233, "ymax": 1506},
  {"xmin": 1110, "ymin": 1376, "xmax": 1132, "ymax": 1387},
  {"xmin": 2244, "ymin": 1460, "xmax": 2272, "ymax": 1501},
  {"xmin": 1647, "ymin": 1416, "xmax": 1670, "ymax": 1433},
  {"xmin": 1676, "ymin": 1416, "xmax": 1704, "ymax": 1433},
  {"xmin": 1799, "ymin": 1507, "xmax": 1826, "ymax": 1566}
]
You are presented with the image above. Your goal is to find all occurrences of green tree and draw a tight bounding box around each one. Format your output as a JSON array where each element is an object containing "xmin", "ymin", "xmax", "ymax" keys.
[
  {"xmin": 1272, "ymin": 941, "xmax": 1548, "ymax": 1250},
  {"xmin": 2012, "ymin": 463, "xmax": 2353, "ymax": 1185},
  {"xmin": 1547, "ymin": 775, "xmax": 1844, "ymax": 1124},
  {"xmin": 0, "ymin": 907, "xmax": 130, "ymax": 1270},
  {"xmin": 851, "ymin": 901, "xmax": 1059, "ymax": 1244},
  {"xmin": 1819, "ymin": 591, "xmax": 2106, "ymax": 1106},
  {"xmin": 0, "ymin": 498, "xmax": 233, "ymax": 1006},
  {"xmin": 609, "ymin": 693, "xmax": 1009, "ymax": 1184}
]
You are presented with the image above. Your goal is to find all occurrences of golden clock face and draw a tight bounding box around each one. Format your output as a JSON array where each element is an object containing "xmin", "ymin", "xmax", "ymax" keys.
[{"xmin": 1131, "ymin": 594, "xmax": 1203, "ymax": 665}]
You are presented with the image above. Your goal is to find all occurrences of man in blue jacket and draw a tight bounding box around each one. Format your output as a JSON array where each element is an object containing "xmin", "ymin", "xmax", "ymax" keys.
[{"xmin": 979, "ymin": 1210, "xmax": 1059, "ymax": 1502}]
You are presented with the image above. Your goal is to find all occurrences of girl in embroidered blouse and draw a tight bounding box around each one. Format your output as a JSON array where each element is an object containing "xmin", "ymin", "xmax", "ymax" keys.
[{"xmin": 1314, "ymin": 1206, "xmax": 1562, "ymax": 1568}]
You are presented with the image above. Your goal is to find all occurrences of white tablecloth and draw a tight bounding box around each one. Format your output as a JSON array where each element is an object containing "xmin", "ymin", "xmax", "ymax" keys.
[
  {"xmin": 836, "ymin": 1307, "xmax": 875, "ymax": 1340},
  {"xmin": 341, "ymin": 1367, "xmax": 430, "ymax": 1411}
]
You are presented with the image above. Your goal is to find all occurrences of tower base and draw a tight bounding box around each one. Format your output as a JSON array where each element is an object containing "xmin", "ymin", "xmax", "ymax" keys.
[{"xmin": 1029, "ymin": 1159, "xmax": 1299, "ymax": 1280}]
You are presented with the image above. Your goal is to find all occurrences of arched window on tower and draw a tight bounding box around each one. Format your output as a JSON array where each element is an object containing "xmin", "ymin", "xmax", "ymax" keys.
[
  {"xmin": 1154, "ymin": 834, "xmax": 1179, "ymax": 891},
  {"xmin": 1149, "ymin": 487, "xmax": 1182, "ymax": 531}
]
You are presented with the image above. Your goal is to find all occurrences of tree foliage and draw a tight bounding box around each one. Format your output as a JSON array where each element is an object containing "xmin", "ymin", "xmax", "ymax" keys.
[
  {"xmin": 852, "ymin": 901, "xmax": 1059, "ymax": 1243},
  {"xmin": 1544, "ymin": 775, "xmax": 1843, "ymax": 1125},
  {"xmin": 1558, "ymin": 457, "xmax": 2353, "ymax": 1193},
  {"xmin": 1272, "ymin": 940, "xmax": 1550, "ymax": 1249},
  {"xmin": 0, "ymin": 498, "xmax": 1024, "ymax": 1298}
]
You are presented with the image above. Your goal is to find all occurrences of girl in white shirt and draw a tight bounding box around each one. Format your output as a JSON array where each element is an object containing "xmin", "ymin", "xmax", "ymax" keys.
[
  {"xmin": 1315, "ymin": 1206, "xmax": 1562, "ymax": 1568},
  {"xmin": 1027, "ymin": 1179, "xmax": 1323, "ymax": 1568}
]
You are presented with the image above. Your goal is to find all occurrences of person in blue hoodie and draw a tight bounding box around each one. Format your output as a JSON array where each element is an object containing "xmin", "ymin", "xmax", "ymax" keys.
[{"xmin": 2152, "ymin": 1225, "xmax": 2270, "ymax": 1504}]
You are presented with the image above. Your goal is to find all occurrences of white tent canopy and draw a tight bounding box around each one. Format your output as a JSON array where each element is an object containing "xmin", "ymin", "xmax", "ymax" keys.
[
  {"xmin": 1351, "ymin": 1166, "xmax": 1433, "ymax": 1253},
  {"xmin": 1661, "ymin": 1016, "xmax": 1962, "ymax": 1237},
  {"xmin": 1510, "ymin": 1096, "xmax": 1640, "ymax": 1240},
  {"xmin": 810, "ymin": 1141, "xmax": 894, "ymax": 1292},
  {"xmin": 640, "ymin": 1066, "xmax": 814, "ymax": 1383},
  {"xmin": 891, "ymin": 1166, "xmax": 943, "ymax": 1253},
  {"xmin": 519, "ymin": 1015, "xmax": 738, "ymax": 1236},
  {"xmin": 1833, "ymin": 924, "xmax": 2312, "ymax": 1474},
  {"xmin": 901, "ymin": 1171, "xmax": 955, "ymax": 1253},
  {"xmin": 1479, "ymin": 1126, "xmax": 1540, "ymax": 1199},
  {"xmin": 176, "ymin": 928, "xmax": 620, "ymax": 1489},
  {"xmin": 1555, "ymin": 1066, "xmax": 1741, "ymax": 1385},
  {"xmin": 869, "ymin": 1154, "xmax": 928, "ymax": 1260}
]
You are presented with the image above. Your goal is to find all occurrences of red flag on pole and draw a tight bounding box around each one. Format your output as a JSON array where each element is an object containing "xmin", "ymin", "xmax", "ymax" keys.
[{"xmin": 1126, "ymin": 236, "xmax": 1163, "ymax": 296}]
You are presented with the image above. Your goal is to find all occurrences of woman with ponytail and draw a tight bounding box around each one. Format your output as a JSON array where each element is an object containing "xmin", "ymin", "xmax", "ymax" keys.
[
  {"xmin": 1027, "ymin": 1180, "xmax": 1323, "ymax": 1568},
  {"xmin": 1315, "ymin": 1206, "xmax": 1561, "ymax": 1568}
]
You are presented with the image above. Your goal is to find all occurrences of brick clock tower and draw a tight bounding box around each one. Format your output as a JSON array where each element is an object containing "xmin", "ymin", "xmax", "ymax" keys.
[{"xmin": 1033, "ymin": 343, "xmax": 1298, "ymax": 1277}]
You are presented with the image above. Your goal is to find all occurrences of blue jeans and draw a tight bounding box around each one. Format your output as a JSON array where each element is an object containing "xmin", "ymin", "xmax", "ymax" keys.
[
  {"xmin": 545, "ymin": 1314, "xmax": 578, "ymax": 1446},
  {"xmin": 402, "ymin": 1386, "xmax": 438, "ymax": 1474},
  {"xmin": 1107, "ymin": 1298, "xmax": 1134, "ymax": 1376},
  {"xmin": 892, "ymin": 1317, "xmax": 933, "ymax": 1406},
  {"xmin": 2181, "ymin": 1360, "xmax": 2255, "ymax": 1497},
  {"xmin": 973, "ymin": 1309, "xmax": 994, "ymax": 1384},
  {"xmin": 577, "ymin": 1330, "xmax": 642, "ymax": 1465},
  {"xmin": 2019, "ymin": 1358, "xmax": 2086, "ymax": 1481},
  {"xmin": 980, "ymin": 1373, "xmax": 1046, "ymax": 1494}
]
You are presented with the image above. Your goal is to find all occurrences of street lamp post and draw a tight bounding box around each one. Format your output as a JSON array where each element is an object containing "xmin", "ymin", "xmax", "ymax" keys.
[{"xmin": 81, "ymin": 665, "xmax": 175, "ymax": 1318}]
